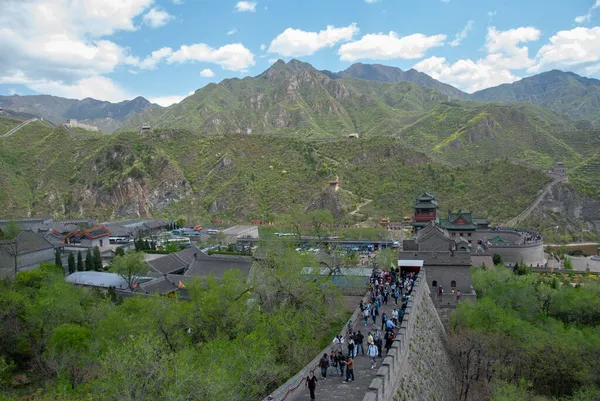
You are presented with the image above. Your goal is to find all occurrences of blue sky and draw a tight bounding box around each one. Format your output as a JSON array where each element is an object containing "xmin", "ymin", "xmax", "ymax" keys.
[{"xmin": 1, "ymin": 0, "xmax": 600, "ymax": 105}]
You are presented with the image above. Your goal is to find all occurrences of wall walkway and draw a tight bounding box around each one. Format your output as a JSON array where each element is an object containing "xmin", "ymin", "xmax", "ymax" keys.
[{"xmin": 265, "ymin": 269, "xmax": 457, "ymax": 401}]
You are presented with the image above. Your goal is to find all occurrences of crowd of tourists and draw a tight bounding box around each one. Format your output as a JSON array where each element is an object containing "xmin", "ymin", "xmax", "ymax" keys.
[{"xmin": 304, "ymin": 267, "xmax": 418, "ymax": 400}]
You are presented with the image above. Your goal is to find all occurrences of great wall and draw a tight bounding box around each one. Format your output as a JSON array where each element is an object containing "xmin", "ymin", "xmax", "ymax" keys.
[{"xmin": 263, "ymin": 269, "xmax": 457, "ymax": 401}]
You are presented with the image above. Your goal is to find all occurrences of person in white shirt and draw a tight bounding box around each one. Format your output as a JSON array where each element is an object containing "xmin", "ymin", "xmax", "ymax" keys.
[{"xmin": 368, "ymin": 343, "xmax": 379, "ymax": 369}]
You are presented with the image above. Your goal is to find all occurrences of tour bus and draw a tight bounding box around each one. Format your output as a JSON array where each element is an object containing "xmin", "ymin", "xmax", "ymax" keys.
[
  {"xmin": 206, "ymin": 229, "xmax": 219, "ymax": 235},
  {"xmin": 109, "ymin": 236, "xmax": 132, "ymax": 244},
  {"xmin": 163, "ymin": 237, "xmax": 191, "ymax": 248}
]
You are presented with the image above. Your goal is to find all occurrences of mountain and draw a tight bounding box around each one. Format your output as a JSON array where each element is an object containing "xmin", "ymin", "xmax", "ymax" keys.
[
  {"xmin": 471, "ymin": 70, "xmax": 600, "ymax": 123},
  {"xmin": 322, "ymin": 62, "xmax": 468, "ymax": 99},
  {"xmin": 0, "ymin": 94, "xmax": 160, "ymax": 133},
  {"xmin": 122, "ymin": 60, "xmax": 597, "ymax": 168},
  {"xmin": 122, "ymin": 59, "xmax": 451, "ymax": 137}
]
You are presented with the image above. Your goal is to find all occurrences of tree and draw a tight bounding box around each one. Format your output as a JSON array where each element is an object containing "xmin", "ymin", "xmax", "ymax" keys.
[
  {"xmin": 54, "ymin": 249, "xmax": 64, "ymax": 272},
  {"xmin": 45, "ymin": 323, "xmax": 93, "ymax": 389},
  {"xmin": 67, "ymin": 252, "xmax": 76, "ymax": 275},
  {"xmin": 93, "ymin": 246, "xmax": 102, "ymax": 271},
  {"xmin": 109, "ymin": 252, "xmax": 148, "ymax": 291},
  {"xmin": 307, "ymin": 209, "xmax": 334, "ymax": 240},
  {"xmin": 215, "ymin": 231, "xmax": 227, "ymax": 246},
  {"xmin": 492, "ymin": 253, "xmax": 504, "ymax": 266},
  {"xmin": 85, "ymin": 249, "xmax": 93, "ymax": 271},
  {"xmin": 175, "ymin": 218, "xmax": 186, "ymax": 229},
  {"xmin": 0, "ymin": 228, "xmax": 4, "ymax": 240},
  {"xmin": 4, "ymin": 221, "xmax": 21, "ymax": 240},
  {"xmin": 76, "ymin": 252, "xmax": 84, "ymax": 272},
  {"xmin": 115, "ymin": 247, "xmax": 125, "ymax": 257},
  {"xmin": 375, "ymin": 248, "xmax": 397, "ymax": 271},
  {"xmin": 563, "ymin": 255, "xmax": 574, "ymax": 270}
]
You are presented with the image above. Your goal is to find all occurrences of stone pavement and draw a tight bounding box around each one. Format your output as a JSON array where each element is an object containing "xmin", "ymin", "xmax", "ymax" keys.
[{"xmin": 287, "ymin": 296, "xmax": 402, "ymax": 401}]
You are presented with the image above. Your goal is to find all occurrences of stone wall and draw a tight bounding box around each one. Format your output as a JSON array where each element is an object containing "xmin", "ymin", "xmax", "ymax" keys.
[
  {"xmin": 489, "ymin": 243, "xmax": 545, "ymax": 266},
  {"xmin": 363, "ymin": 270, "xmax": 456, "ymax": 401}
]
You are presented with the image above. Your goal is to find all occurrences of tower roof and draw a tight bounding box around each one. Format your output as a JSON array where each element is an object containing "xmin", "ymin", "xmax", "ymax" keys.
[{"xmin": 413, "ymin": 192, "xmax": 439, "ymax": 209}]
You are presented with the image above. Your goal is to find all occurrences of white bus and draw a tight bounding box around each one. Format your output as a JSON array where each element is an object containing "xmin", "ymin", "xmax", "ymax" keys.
[{"xmin": 162, "ymin": 237, "xmax": 191, "ymax": 248}]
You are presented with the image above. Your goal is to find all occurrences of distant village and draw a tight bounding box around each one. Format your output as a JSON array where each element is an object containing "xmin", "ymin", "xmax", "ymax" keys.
[{"xmin": 0, "ymin": 193, "xmax": 560, "ymax": 306}]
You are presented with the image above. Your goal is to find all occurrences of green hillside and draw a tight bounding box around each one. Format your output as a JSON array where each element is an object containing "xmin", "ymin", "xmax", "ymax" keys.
[
  {"xmin": 0, "ymin": 121, "xmax": 551, "ymax": 224},
  {"xmin": 399, "ymin": 101, "xmax": 587, "ymax": 167},
  {"xmin": 471, "ymin": 70, "xmax": 600, "ymax": 123}
]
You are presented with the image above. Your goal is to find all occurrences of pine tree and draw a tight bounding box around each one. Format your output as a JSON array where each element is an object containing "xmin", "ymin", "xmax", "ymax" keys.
[
  {"xmin": 54, "ymin": 249, "xmax": 63, "ymax": 271},
  {"xmin": 115, "ymin": 247, "xmax": 125, "ymax": 257},
  {"xmin": 144, "ymin": 239, "xmax": 150, "ymax": 250},
  {"xmin": 77, "ymin": 252, "xmax": 84, "ymax": 271},
  {"xmin": 85, "ymin": 249, "xmax": 93, "ymax": 271},
  {"xmin": 67, "ymin": 252, "xmax": 75, "ymax": 274},
  {"xmin": 93, "ymin": 246, "xmax": 102, "ymax": 271}
]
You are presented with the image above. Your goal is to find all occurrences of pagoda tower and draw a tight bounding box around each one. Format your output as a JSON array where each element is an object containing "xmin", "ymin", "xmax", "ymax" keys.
[{"xmin": 412, "ymin": 192, "xmax": 439, "ymax": 231}]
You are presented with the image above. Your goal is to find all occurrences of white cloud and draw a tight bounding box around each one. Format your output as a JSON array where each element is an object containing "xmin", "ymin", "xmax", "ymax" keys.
[
  {"xmin": 338, "ymin": 31, "xmax": 446, "ymax": 62},
  {"xmin": 171, "ymin": 0, "xmax": 183, "ymax": 4},
  {"xmin": 449, "ymin": 20, "xmax": 474, "ymax": 47},
  {"xmin": 413, "ymin": 26, "xmax": 541, "ymax": 93},
  {"xmin": 364, "ymin": 0, "xmax": 378, "ymax": 3},
  {"xmin": 143, "ymin": 7, "xmax": 174, "ymax": 28},
  {"xmin": 28, "ymin": 76, "xmax": 132, "ymax": 102},
  {"xmin": 227, "ymin": 28, "xmax": 238, "ymax": 36},
  {"xmin": 260, "ymin": 44, "xmax": 266, "ymax": 51},
  {"xmin": 530, "ymin": 26, "xmax": 600, "ymax": 75},
  {"xmin": 8, "ymin": 88, "xmax": 16, "ymax": 95},
  {"xmin": 235, "ymin": 1, "xmax": 256, "ymax": 12},
  {"xmin": 268, "ymin": 24, "xmax": 359, "ymax": 57},
  {"xmin": 0, "ymin": 0, "xmax": 155, "ymax": 100},
  {"xmin": 133, "ymin": 42, "xmax": 255, "ymax": 72},
  {"xmin": 414, "ymin": 56, "xmax": 519, "ymax": 93},
  {"xmin": 168, "ymin": 43, "xmax": 255, "ymax": 71},
  {"xmin": 484, "ymin": 26, "xmax": 540, "ymax": 69},
  {"xmin": 137, "ymin": 47, "xmax": 174, "ymax": 70},
  {"xmin": 575, "ymin": 0, "xmax": 600, "ymax": 24},
  {"xmin": 200, "ymin": 68, "xmax": 215, "ymax": 77},
  {"xmin": 149, "ymin": 90, "xmax": 194, "ymax": 107},
  {"xmin": 441, "ymin": 0, "xmax": 450, "ymax": 3}
]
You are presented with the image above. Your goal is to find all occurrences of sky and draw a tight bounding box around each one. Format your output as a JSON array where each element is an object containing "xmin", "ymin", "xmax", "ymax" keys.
[{"xmin": 1, "ymin": 0, "xmax": 600, "ymax": 106}]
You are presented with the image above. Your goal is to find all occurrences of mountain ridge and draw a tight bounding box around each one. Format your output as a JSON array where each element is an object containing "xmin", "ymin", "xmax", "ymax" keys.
[{"xmin": 0, "ymin": 94, "xmax": 161, "ymax": 133}]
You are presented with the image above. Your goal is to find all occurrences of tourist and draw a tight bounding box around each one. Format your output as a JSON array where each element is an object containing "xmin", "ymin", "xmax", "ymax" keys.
[
  {"xmin": 381, "ymin": 312, "xmax": 388, "ymax": 331},
  {"xmin": 371, "ymin": 304, "xmax": 379, "ymax": 325},
  {"xmin": 456, "ymin": 290, "xmax": 461, "ymax": 301},
  {"xmin": 332, "ymin": 335, "xmax": 343, "ymax": 354},
  {"xmin": 368, "ymin": 342, "xmax": 379, "ymax": 369},
  {"xmin": 319, "ymin": 353, "xmax": 329, "ymax": 380},
  {"xmin": 305, "ymin": 370, "xmax": 318, "ymax": 400},
  {"xmin": 392, "ymin": 308, "xmax": 399, "ymax": 325},
  {"xmin": 355, "ymin": 330, "xmax": 365, "ymax": 355},
  {"xmin": 385, "ymin": 318, "xmax": 396, "ymax": 332},
  {"xmin": 384, "ymin": 331, "xmax": 395, "ymax": 355},
  {"xmin": 393, "ymin": 288, "xmax": 400, "ymax": 304},
  {"xmin": 347, "ymin": 336, "xmax": 355, "ymax": 359},
  {"xmin": 344, "ymin": 356, "xmax": 355, "ymax": 382},
  {"xmin": 363, "ymin": 306, "xmax": 370, "ymax": 326},
  {"xmin": 374, "ymin": 329, "xmax": 383, "ymax": 356},
  {"xmin": 329, "ymin": 351, "xmax": 338, "ymax": 376},
  {"xmin": 337, "ymin": 351, "xmax": 346, "ymax": 377}
]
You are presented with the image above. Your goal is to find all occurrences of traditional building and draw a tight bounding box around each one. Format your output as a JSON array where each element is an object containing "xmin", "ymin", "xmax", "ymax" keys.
[
  {"xmin": 399, "ymin": 221, "xmax": 475, "ymax": 305},
  {"xmin": 412, "ymin": 192, "xmax": 439, "ymax": 230},
  {"xmin": 64, "ymin": 226, "xmax": 111, "ymax": 248},
  {"xmin": 438, "ymin": 210, "xmax": 490, "ymax": 243}
]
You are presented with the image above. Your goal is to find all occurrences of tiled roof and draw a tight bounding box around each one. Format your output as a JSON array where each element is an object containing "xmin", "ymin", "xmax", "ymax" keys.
[
  {"xmin": 138, "ymin": 275, "xmax": 195, "ymax": 295},
  {"xmin": 147, "ymin": 253, "xmax": 188, "ymax": 275},
  {"xmin": 185, "ymin": 253, "xmax": 253, "ymax": 279},
  {"xmin": 5, "ymin": 231, "xmax": 55, "ymax": 254},
  {"xmin": 65, "ymin": 225, "xmax": 111, "ymax": 241}
]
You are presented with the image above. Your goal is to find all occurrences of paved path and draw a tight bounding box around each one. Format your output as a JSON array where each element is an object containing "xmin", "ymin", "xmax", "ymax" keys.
[{"xmin": 287, "ymin": 296, "xmax": 401, "ymax": 401}]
